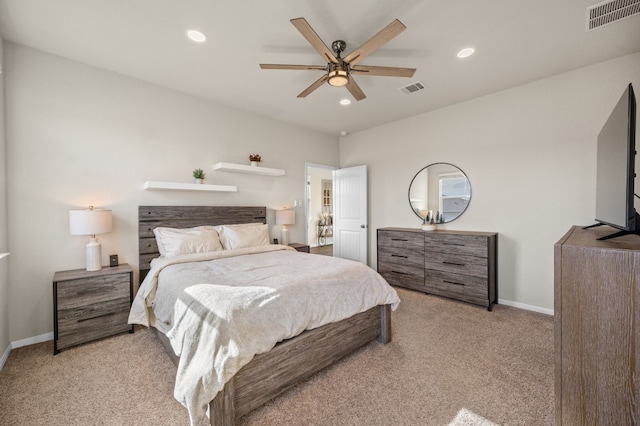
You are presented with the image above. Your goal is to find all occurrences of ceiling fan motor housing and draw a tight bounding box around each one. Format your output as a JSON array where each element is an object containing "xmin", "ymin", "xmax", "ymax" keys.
[{"xmin": 331, "ymin": 40, "xmax": 347, "ymax": 56}]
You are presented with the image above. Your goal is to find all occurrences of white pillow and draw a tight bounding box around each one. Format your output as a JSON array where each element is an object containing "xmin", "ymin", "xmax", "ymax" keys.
[
  {"xmin": 153, "ymin": 226, "xmax": 223, "ymax": 258},
  {"xmin": 216, "ymin": 223, "xmax": 270, "ymax": 250}
]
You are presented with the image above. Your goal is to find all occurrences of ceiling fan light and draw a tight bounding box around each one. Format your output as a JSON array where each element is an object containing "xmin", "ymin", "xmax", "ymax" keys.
[{"xmin": 328, "ymin": 69, "xmax": 349, "ymax": 87}]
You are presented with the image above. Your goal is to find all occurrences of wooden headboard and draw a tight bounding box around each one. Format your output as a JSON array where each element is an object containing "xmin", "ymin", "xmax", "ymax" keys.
[{"xmin": 138, "ymin": 206, "xmax": 267, "ymax": 283}]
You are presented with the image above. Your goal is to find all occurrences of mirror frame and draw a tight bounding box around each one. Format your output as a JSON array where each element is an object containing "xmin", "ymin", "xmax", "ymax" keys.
[{"xmin": 408, "ymin": 162, "xmax": 472, "ymax": 223}]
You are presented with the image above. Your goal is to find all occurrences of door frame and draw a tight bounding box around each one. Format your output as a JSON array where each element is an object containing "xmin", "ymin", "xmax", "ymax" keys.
[{"xmin": 304, "ymin": 163, "xmax": 337, "ymax": 248}]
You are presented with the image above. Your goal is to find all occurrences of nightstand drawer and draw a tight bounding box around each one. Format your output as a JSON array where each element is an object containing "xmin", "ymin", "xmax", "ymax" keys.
[
  {"xmin": 289, "ymin": 243, "xmax": 310, "ymax": 253},
  {"xmin": 56, "ymin": 298, "xmax": 131, "ymax": 350},
  {"xmin": 56, "ymin": 274, "xmax": 130, "ymax": 309}
]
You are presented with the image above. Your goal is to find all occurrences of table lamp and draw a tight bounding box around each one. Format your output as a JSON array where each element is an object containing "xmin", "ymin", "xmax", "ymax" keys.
[
  {"xmin": 275, "ymin": 209, "xmax": 295, "ymax": 246},
  {"xmin": 69, "ymin": 206, "xmax": 112, "ymax": 271}
]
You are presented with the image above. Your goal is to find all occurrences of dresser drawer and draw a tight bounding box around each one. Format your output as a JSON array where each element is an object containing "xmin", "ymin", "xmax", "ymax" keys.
[
  {"xmin": 57, "ymin": 274, "xmax": 130, "ymax": 309},
  {"xmin": 425, "ymin": 251, "xmax": 488, "ymax": 278},
  {"xmin": 425, "ymin": 233, "xmax": 488, "ymax": 258},
  {"xmin": 378, "ymin": 230, "xmax": 424, "ymax": 254},
  {"xmin": 424, "ymin": 270, "xmax": 489, "ymax": 306},
  {"xmin": 378, "ymin": 265, "xmax": 425, "ymax": 290},
  {"xmin": 378, "ymin": 249, "xmax": 424, "ymax": 270}
]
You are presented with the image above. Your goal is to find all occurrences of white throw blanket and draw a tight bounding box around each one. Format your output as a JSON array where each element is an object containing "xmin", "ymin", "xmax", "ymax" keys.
[{"xmin": 128, "ymin": 246, "xmax": 400, "ymax": 425}]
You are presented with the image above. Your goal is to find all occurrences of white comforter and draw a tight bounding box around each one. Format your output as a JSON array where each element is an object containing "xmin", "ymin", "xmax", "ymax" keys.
[{"xmin": 128, "ymin": 245, "xmax": 400, "ymax": 426}]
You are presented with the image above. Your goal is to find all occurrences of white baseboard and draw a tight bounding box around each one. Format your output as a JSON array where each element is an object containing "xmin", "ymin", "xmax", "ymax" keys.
[
  {"xmin": 0, "ymin": 332, "xmax": 53, "ymax": 372},
  {"xmin": 12, "ymin": 332, "xmax": 53, "ymax": 349},
  {"xmin": 0, "ymin": 342, "xmax": 10, "ymax": 371},
  {"xmin": 499, "ymin": 299, "xmax": 553, "ymax": 316}
]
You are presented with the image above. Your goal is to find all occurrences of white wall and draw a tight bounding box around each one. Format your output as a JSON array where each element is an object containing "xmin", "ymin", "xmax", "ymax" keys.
[
  {"xmin": 4, "ymin": 43, "xmax": 339, "ymax": 342},
  {"xmin": 0, "ymin": 37, "xmax": 10, "ymax": 364},
  {"xmin": 340, "ymin": 52, "xmax": 640, "ymax": 312}
]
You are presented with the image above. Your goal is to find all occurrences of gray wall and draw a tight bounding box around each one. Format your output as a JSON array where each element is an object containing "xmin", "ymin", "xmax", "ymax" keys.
[
  {"xmin": 4, "ymin": 42, "xmax": 339, "ymax": 343},
  {"xmin": 340, "ymin": 52, "xmax": 640, "ymax": 312}
]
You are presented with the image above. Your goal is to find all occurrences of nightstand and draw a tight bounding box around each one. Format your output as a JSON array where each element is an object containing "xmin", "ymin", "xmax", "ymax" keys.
[
  {"xmin": 289, "ymin": 243, "xmax": 310, "ymax": 253},
  {"xmin": 53, "ymin": 264, "xmax": 134, "ymax": 354}
]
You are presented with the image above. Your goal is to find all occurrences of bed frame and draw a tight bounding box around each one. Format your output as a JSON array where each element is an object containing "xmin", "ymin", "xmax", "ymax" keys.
[{"xmin": 138, "ymin": 206, "xmax": 392, "ymax": 425}]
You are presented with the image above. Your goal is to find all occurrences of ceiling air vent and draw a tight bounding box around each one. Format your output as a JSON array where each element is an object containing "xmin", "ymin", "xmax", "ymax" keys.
[
  {"xmin": 586, "ymin": 0, "xmax": 640, "ymax": 31},
  {"xmin": 399, "ymin": 81, "xmax": 426, "ymax": 95}
]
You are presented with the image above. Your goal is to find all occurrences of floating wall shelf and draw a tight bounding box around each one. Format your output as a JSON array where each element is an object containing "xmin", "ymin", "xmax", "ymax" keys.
[
  {"xmin": 213, "ymin": 162, "xmax": 285, "ymax": 176},
  {"xmin": 143, "ymin": 181, "xmax": 237, "ymax": 192}
]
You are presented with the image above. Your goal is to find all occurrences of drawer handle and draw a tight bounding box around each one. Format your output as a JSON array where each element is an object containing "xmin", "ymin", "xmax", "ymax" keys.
[
  {"xmin": 444, "ymin": 280, "xmax": 465, "ymax": 286},
  {"xmin": 391, "ymin": 238, "xmax": 408, "ymax": 242},
  {"xmin": 77, "ymin": 312, "xmax": 115, "ymax": 322},
  {"xmin": 391, "ymin": 270, "xmax": 408, "ymax": 275},
  {"xmin": 443, "ymin": 243, "xmax": 465, "ymax": 247},
  {"xmin": 391, "ymin": 254, "xmax": 408, "ymax": 258},
  {"xmin": 76, "ymin": 289, "xmax": 103, "ymax": 296},
  {"xmin": 443, "ymin": 261, "xmax": 465, "ymax": 266}
]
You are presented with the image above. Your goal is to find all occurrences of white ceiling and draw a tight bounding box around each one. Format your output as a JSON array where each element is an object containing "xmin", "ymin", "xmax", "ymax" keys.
[{"xmin": 0, "ymin": 0, "xmax": 639, "ymax": 136}]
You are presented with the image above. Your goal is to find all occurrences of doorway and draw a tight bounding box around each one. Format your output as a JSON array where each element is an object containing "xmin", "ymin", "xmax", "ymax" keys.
[{"xmin": 305, "ymin": 163, "xmax": 335, "ymax": 255}]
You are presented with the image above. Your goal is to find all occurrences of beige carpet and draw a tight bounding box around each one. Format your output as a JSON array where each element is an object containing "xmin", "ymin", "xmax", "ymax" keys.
[{"xmin": 0, "ymin": 288, "xmax": 554, "ymax": 425}]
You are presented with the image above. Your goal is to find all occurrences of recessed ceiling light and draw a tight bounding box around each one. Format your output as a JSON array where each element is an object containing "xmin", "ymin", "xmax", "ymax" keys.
[
  {"xmin": 340, "ymin": 131, "xmax": 348, "ymax": 136},
  {"xmin": 457, "ymin": 47, "xmax": 475, "ymax": 58},
  {"xmin": 186, "ymin": 29, "xmax": 207, "ymax": 43},
  {"xmin": 339, "ymin": 99, "xmax": 351, "ymax": 106}
]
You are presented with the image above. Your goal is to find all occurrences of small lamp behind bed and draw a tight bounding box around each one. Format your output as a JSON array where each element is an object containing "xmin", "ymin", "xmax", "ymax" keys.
[{"xmin": 275, "ymin": 209, "xmax": 295, "ymax": 246}]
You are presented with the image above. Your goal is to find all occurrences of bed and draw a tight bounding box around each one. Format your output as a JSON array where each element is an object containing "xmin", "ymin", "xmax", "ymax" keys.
[{"xmin": 130, "ymin": 206, "xmax": 399, "ymax": 425}]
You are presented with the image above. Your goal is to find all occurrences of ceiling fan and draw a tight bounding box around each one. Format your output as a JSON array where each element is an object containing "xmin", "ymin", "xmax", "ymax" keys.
[{"xmin": 260, "ymin": 18, "xmax": 416, "ymax": 101}]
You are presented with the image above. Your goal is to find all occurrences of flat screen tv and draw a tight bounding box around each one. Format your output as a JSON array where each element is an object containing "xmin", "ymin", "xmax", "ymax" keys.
[{"xmin": 589, "ymin": 83, "xmax": 638, "ymax": 240}]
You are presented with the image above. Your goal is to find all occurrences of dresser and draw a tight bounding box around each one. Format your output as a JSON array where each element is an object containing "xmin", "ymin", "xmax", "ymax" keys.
[
  {"xmin": 554, "ymin": 225, "xmax": 639, "ymax": 424},
  {"xmin": 377, "ymin": 228, "xmax": 497, "ymax": 310},
  {"xmin": 53, "ymin": 264, "xmax": 134, "ymax": 354}
]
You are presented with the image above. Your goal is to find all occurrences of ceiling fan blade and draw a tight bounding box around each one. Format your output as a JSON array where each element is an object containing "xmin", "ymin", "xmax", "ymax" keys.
[
  {"xmin": 345, "ymin": 78, "xmax": 366, "ymax": 101},
  {"xmin": 290, "ymin": 18, "xmax": 338, "ymax": 63},
  {"xmin": 343, "ymin": 19, "xmax": 406, "ymax": 66},
  {"xmin": 298, "ymin": 74, "xmax": 329, "ymax": 98},
  {"xmin": 351, "ymin": 65, "xmax": 416, "ymax": 78},
  {"xmin": 260, "ymin": 64, "xmax": 327, "ymax": 71}
]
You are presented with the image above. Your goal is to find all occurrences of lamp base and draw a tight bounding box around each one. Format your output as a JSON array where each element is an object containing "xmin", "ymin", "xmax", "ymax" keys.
[
  {"xmin": 86, "ymin": 237, "xmax": 102, "ymax": 271},
  {"xmin": 281, "ymin": 226, "xmax": 290, "ymax": 246}
]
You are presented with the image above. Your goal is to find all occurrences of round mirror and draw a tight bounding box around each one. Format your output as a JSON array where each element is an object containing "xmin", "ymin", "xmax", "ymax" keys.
[{"xmin": 408, "ymin": 163, "xmax": 472, "ymax": 223}]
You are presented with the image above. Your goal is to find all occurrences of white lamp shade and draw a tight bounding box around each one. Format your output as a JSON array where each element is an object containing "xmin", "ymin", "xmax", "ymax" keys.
[
  {"xmin": 275, "ymin": 209, "xmax": 295, "ymax": 226},
  {"xmin": 69, "ymin": 208, "xmax": 113, "ymax": 236}
]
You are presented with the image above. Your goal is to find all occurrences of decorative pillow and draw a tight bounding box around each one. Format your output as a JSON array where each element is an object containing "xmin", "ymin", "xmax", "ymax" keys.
[
  {"xmin": 215, "ymin": 223, "xmax": 270, "ymax": 250},
  {"xmin": 153, "ymin": 226, "xmax": 223, "ymax": 258}
]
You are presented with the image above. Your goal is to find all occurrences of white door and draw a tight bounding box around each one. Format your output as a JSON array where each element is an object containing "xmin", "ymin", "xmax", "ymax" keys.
[{"xmin": 333, "ymin": 165, "xmax": 368, "ymax": 263}]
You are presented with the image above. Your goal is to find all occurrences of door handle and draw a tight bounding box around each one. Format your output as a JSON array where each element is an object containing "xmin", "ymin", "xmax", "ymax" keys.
[{"xmin": 361, "ymin": 224, "xmax": 367, "ymax": 228}]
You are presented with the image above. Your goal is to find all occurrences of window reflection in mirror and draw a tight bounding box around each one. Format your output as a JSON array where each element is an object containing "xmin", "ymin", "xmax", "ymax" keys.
[{"xmin": 409, "ymin": 163, "xmax": 471, "ymax": 223}]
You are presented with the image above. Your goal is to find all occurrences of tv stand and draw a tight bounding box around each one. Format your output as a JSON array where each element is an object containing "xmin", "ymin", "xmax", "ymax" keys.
[
  {"xmin": 554, "ymin": 225, "xmax": 640, "ymax": 424},
  {"xmin": 582, "ymin": 223, "xmax": 603, "ymax": 229},
  {"xmin": 582, "ymin": 223, "xmax": 640, "ymax": 240}
]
